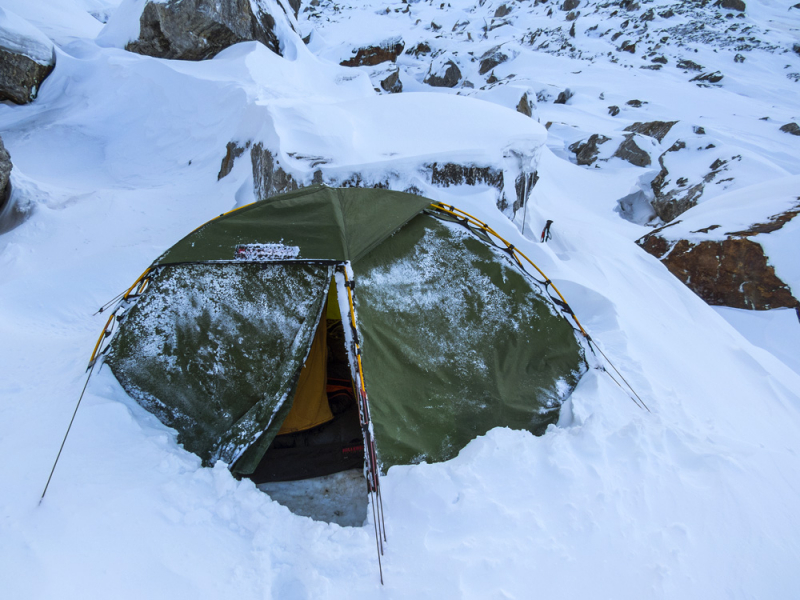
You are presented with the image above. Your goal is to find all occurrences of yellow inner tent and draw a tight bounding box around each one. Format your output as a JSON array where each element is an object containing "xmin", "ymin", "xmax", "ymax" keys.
[{"xmin": 277, "ymin": 279, "xmax": 341, "ymax": 434}]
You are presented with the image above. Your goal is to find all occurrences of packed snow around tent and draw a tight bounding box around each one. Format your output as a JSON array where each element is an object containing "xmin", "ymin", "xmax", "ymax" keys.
[{"xmin": 1, "ymin": 0, "xmax": 799, "ymax": 598}]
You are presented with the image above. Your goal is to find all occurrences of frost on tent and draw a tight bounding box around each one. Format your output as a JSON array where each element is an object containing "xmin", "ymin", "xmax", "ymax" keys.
[
  {"xmin": 234, "ymin": 243, "xmax": 300, "ymax": 261},
  {"xmin": 353, "ymin": 215, "xmax": 587, "ymax": 469},
  {"xmin": 105, "ymin": 262, "xmax": 331, "ymax": 473}
]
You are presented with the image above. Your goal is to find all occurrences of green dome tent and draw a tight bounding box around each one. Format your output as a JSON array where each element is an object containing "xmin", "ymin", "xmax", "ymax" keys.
[{"xmin": 97, "ymin": 185, "xmax": 587, "ymax": 499}]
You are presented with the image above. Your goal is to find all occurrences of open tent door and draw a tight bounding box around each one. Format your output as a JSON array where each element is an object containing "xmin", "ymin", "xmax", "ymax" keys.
[{"xmin": 246, "ymin": 275, "xmax": 369, "ymax": 526}]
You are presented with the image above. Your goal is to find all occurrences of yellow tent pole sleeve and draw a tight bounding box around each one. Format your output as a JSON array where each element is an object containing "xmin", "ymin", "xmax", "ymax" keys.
[
  {"xmin": 89, "ymin": 313, "xmax": 115, "ymax": 365},
  {"xmin": 430, "ymin": 203, "xmax": 589, "ymax": 338},
  {"xmin": 93, "ymin": 266, "xmax": 156, "ymax": 365},
  {"xmin": 123, "ymin": 268, "xmax": 152, "ymax": 300}
]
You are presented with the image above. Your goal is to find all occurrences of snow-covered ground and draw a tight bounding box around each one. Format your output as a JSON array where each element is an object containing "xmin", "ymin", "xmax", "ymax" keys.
[{"xmin": 1, "ymin": 0, "xmax": 799, "ymax": 598}]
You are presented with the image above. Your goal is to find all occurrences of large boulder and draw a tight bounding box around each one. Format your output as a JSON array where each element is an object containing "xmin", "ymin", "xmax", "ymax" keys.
[
  {"xmin": 569, "ymin": 134, "xmax": 611, "ymax": 166},
  {"xmin": 613, "ymin": 134, "xmax": 651, "ymax": 167},
  {"xmin": 424, "ymin": 58, "xmax": 461, "ymax": 88},
  {"xmin": 0, "ymin": 8, "xmax": 55, "ymax": 104},
  {"xmin": 107, "ymin": 0, "xmax": 296, "ymax": 60},
  {"xmin": 478, "ymin": 46, "xmax": 509, "ymax": 76}
]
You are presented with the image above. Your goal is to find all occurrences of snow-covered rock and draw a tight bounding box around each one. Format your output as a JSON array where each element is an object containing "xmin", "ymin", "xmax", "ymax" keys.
[
  {"xmin": 231, "ymin": 91, "xmax": 546, "ymax": 216},
  {"xmin": 0, "ymin": 8, "xmax": 55, "ymax": 104},
  {"xmin": 424, "ymin": 57, "xmax": 461, "ymax": 88},
  {"xmin": 98, "ymin": 0, "xmax": 299, "ymax": 60}
]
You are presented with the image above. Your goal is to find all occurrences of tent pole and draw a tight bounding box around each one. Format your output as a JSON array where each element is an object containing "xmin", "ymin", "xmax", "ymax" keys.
[{"xmin": 40, "ymin": 361, "xmax": 97, "ymax": 503}]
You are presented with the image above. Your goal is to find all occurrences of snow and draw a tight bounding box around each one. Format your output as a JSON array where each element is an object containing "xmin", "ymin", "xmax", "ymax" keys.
[
  {"xmin": 713, "ymin": 306, "xmax": 800, "ymax": 377},
  {"xmin": 0, "ymin": 7, "xmax": 55, "ymax": 64},
  {"xmin": 1, "ymin": 0, "xmax": 800, "ymax": 597},
  {"xmin": 95, "ymin": 0, "xmax": 146, "ymax": 48},
  {"xmin": 0, "ymin": 0, "xmax": 112, "ymax": 44}
]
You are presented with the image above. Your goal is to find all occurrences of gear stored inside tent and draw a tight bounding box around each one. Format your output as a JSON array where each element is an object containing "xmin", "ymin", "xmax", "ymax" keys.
[{"xmin": 89, "ymin": 185, "xmax": 589, "ymax": 573}]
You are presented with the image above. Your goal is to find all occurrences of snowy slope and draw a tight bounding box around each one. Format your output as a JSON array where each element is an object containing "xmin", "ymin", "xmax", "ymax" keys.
[{"xmin": 1, "ymin": 0, "xmax": 799, "ymax": 599}]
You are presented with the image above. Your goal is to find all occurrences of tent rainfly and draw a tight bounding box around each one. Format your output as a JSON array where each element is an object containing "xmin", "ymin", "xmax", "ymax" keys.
[{"xmin": 89, "ymin": 185, "xmax": 588, "ymax": 569}]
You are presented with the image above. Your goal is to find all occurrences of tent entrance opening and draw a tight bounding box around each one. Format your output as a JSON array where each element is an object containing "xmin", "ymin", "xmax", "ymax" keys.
[{"xmin": 245, "ymin": 279, "xmax": 367, "ymax": 525}]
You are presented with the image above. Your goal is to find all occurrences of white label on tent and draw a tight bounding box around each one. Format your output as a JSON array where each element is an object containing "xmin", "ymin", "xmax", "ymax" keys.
[{"xmin": 234, "ymin": 243, "xmax": 300, "ymax": 261}]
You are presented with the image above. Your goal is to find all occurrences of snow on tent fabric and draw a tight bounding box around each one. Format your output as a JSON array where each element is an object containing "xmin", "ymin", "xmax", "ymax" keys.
[{"xmin": 103, "ymin": 186, "xmax": 586, "ymax": 502}]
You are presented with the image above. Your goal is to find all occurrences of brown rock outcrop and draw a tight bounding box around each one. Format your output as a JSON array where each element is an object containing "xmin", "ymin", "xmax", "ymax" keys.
[
  {"xmin": 637, "ymin": 206, "xmax": 800, "ymax": 309},
  {"xmin": 341, "ymin": 38, "xmax": 404, "ymax": 67}
]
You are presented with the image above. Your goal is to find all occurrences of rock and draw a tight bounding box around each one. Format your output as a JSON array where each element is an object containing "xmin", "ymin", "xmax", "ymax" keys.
[
  {"xmin": 424, "ymin": 59, "xmax": 461, "ymax": 87},
  {"xmin": 659, "ymin": 8, "xmax": 675, "ymax": 18},
  {"xmin": 779, "ymin": 123, "xmax": 800, "ymax": 136},
  {"xmin": 569, "ymin": 22, "xmax": 576, "ymax": 37},
  {"xmin": 251, "ymin": 143, "xmax": 300, "ymax": 200},
  {"xmin": 341, "ymin": 38, "xmax": 404, "ymax": 67},
  {"xmin": 717, "ymin": 0, "xmax": 745, "ymax": 12},
  {"xmin": 561, "ymin": 0, "xmax": 580, "ymax": 11},
  {"xmin": 734, "ymin": 53, "xmax": 745, "ymax": 63},
  {"xmin": 407, "ymin": 42, "xmax": 431, "ymax": 56},
  {"xmin": 693, "ymin": 126, "xmax": 706, "ymax": 135},
  {"xmin": 647, "ymin": 141, "xmax": 738, "ymax": 222},
  {"xmin": 125, "ymin": 0, "xmax": 289, "ymax": 61},
  {"xmin": 218, "ymin": 141, "xmax": 248, "ymax": 180},
  {"xmin": 569, "ymin": 134, "xmax": 610, "ymax": 166},
  {"xmin": 0, "ymin": 136, "xmax": 11, "ymax": 207},
  {"xmin": 651, "ymin": 55, "xmax": 668, "ymax": 64},
  {"xmin": 626, "ymin": 99, "xmax": 644, "ymax": 107},
  {"xmin": 514, "ymin": 171, "xmax": 539, "ymax": 214},
  {"xmin": 691, "ymin": 71, "xmax": 724, "ymax": 84},
  {"xmin": 380, "ymin": 68, "xmax": 403, "ymax": 93},
  {"xmin": 516, "ymin": 92, "xmax": 533, "ymax": 117},
  {"xmin": 677, "ymin": 59, "xmax": 704, "ymax": 71},
  {"xmin": 286, "ymin": 0, "xmax": 302, "ymax": 18},
  {"xmin": 641, "ymin": 8, "xmax": 655, "ymax": 21},
  {"xmin": 624, "ymin": 120, "xmax": 678, "ymax": 142},
  {"xmin": 478, "ymin": 46, "xmax": 509, "ymax": 75},
  {"xmin": 554, "ymin": 88, "xmax": 573, "ymax": 104},
  {"xmin": 0, "ymin": 8, "xmax": 55, "ymax": 104},
  {"xmin": 613, "ymin": 134, "xmax": 651, "ymax": 167},
  {"xmin": 486, "ymin": 71, "xmax": 499, "ymax": 84},
  {"xmin": 637, "ymin": 207, "xmax": 800, "ymax": 309},
  {"xmin": 428, "ymin": 162, "xmax": 503, "ymax": 189},
  {"xmin": 608, "ymin": 105, "xmax": 620, "ymax": 116},
  {"xmin": 494, "ymin": 4, "xmax": 512, "ymax": 18},
  {"xmin": 619, "ymin": 40, "xmax": 636, "ymax": 53}
]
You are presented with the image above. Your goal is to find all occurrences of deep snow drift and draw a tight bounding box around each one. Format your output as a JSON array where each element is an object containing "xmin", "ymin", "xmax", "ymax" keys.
[{"xmin": 0, "ymin": 0, "xmax": 799, "ymax": 599}]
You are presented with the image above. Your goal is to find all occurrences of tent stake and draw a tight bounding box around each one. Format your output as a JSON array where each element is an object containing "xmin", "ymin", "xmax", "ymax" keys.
[{"xmin": 40, "ymin": 362, "xmax": 97, "ymax": 503}]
